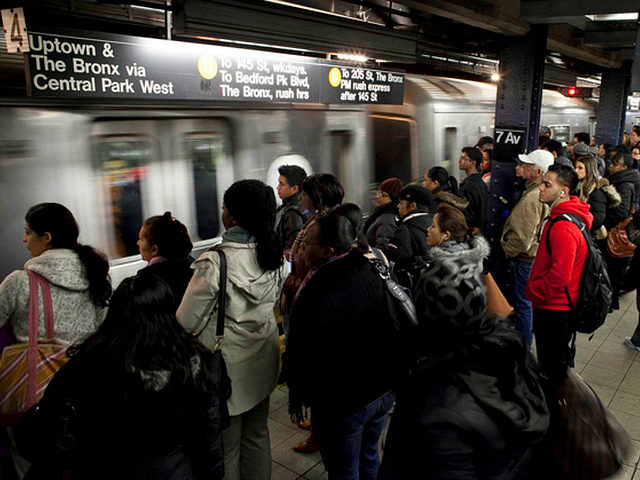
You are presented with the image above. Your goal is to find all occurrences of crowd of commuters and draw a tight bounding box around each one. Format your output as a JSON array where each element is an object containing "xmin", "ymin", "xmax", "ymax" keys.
[{"xmin": 0, "ymin": 125, "xmax": 640, "ymax": 480}]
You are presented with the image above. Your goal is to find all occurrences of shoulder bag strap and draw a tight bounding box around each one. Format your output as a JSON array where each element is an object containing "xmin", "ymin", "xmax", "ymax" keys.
[
  {"xmin": 191, "ymin": 250, "xmax": 227, "ymax": 343},
  {"xmin": 26, "ymin": 270, "xmax": 45, "ymax": 408},
  {"xmin": 36, "ymin": 274, "xmax": 54, "ymax": 339},
  {"xmin": 216, "ymin": 250, "xmax": 227, "ymax": 342}
]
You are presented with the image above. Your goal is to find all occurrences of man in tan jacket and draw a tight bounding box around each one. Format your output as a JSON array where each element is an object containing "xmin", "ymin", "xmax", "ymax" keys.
[{"xmin": 501, "ymin": 150, "xmax": 554, "ymax": 345}]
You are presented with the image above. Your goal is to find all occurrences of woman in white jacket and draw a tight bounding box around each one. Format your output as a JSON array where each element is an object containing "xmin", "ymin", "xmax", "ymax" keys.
[{"xmin": 178, "ymin": 180, "xmax": 286, "ymax": 480}]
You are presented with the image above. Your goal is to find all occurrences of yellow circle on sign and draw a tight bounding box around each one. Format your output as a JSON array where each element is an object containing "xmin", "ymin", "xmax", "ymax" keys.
[
  {"xmin": 328, "ymin": 67, "xmax": 342, "ymax": 87},
  {"xmin": 198, "ymin": 55, "xmax": 218, "ymax": 80}
]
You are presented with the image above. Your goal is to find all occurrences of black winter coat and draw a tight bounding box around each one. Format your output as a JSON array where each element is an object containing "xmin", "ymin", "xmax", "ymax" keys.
[
  {"xmin": 605, "ymin": 169, "xmax": 637, "ymax": 230},
  {"xmin": 286, "ymin": 251, "xmax": 405, "ymax": 417},
  {"xmin": 379, "ymin": 319, "xmax": 549, "ymax": 480},
  {"xmin": 17, "ymin": 355, "xmax": 224, "ymax": 480},
  {"xmin": 460, "ymin": 172, "xmax": 489, "ymax": 231},
  {"xmin": 583, "ymin": 179, "xmax": 620, "ymax": 236},
  {"xmin": 364, "ymin": 202, "xmax": 398, "ymax": 249},
  {"xmin": 382, "ymin": 208, "xmax": 432, "ymax": 270},
  {"xmin": 275, "ymin": 194, "xmax": 306, "ymax": 251},
  {"xmin": 137, "ymin": 257, "xmax": 194, "ymax": 311}
]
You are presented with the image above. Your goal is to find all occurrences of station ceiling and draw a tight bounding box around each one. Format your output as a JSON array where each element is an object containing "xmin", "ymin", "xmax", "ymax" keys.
[{"xmin": 2, "ymin": 0, "xmax": 639, "ymax": 90}]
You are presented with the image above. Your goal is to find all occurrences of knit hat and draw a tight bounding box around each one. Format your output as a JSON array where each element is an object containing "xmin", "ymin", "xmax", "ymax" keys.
[
  {"xmin": 398, "ymin": 184, "xmax": 432, "ymax": 207},
  {"xmin": 378, "ymin": 177, "xmax": 403, "ymax": 197},
  {"xmin": 224, "ymin": 180, "xmax": 276, "ymax": 235},
  {"xmin": 415, "ymin": 236, "xmax": 489, "ymax": 348}
]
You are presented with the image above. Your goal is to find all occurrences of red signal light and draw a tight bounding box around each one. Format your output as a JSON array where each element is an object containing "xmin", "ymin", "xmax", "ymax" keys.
[{"xmin": 567, "ymin": 86, "xmax": 577, "ymax": 97}]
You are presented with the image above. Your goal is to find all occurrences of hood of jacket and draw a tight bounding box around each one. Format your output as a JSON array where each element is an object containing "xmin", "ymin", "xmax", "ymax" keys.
[
  {"xmin": 400, "ymin": 208, "xmax": 432, "ymax": 232},
  {"xmin": 412, "ymin": 316, "xmax": 549, "ymax": 443},
  {"xmin": 598, "ymin": 178, "xmax": 622, "ymax": 208},
  {"xmin": 608, "ymin": 168, "xmax": 638, "ymax": 188},
  {"xmin": 208, "ymin": 242, "xmax": 285, "ymax": 306},
  {"xmin": 455, "ymin": 318, "xmax": 550, "ymax": 441},
  {"xmin": 426, "ymin": 234, "xmax": 490, "ymax": 264},
  {"xmin": 433, "ymin": 190, "xmax": 469, "ymax": 210},
  {"xmin": 24, "ymin": 248, "xmax": 89, "ymax": 291},
  {"xmin": 550, "ymin": 196, "xmax": 594, "ymax": 230}
]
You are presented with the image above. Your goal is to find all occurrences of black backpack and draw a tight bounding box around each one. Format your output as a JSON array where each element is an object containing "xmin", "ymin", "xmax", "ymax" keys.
[{"xmin": 546, "ymin": 213, "xmax": 612, "ymax": 334}]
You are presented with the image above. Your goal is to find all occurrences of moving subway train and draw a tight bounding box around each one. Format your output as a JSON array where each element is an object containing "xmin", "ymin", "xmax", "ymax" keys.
[{"xmin": 0, "ymin": 75, "xmax": 596, "ymax": 285}]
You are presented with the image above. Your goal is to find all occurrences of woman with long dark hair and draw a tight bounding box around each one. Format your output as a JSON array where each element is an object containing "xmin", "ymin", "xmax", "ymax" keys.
[
  {"xmin": 16, "ymin": 275, "xmax": 224, "ymax": 479},
  {"xmin": 178, "ymin": 180, "xmax": 286, "ymax": 480},
  {"xmin": 135, "ymin": 212, "xmax": 194, "ymax": 310},
  {"xmin": 0, "ymin": 202, "xmax": 111, "ymax": 347}
]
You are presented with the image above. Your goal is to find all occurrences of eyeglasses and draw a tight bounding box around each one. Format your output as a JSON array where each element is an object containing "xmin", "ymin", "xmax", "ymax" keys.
[{"xmin": 376, "ymin": 191, "xmax": 390, "ymax": 198}]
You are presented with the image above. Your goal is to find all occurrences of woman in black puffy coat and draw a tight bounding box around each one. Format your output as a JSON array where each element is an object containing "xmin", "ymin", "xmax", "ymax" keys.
[{"xmin": 575, "ymin": 155, "xmax": 620, "ymax": 240}]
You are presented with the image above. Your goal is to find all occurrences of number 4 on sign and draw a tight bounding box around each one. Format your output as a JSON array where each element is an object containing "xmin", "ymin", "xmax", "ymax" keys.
[{"xmin": 1, "ymin": 8, "xmax": 30, "ymax": 53}]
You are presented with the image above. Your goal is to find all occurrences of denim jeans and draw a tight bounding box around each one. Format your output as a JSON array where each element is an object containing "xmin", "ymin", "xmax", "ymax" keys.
[
  {"xmin": 312, "ymin": 391, "xmax": 395, "ymax": 480},
  {"xmin": 508, "ymin": 259, "xmax": 534, "ymax": 345}
]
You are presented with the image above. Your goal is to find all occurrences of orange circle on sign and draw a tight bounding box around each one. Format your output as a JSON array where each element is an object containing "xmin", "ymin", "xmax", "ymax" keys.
[
  {"xmin": 328, "ymin": 68, "xmax": 342, "ymax": 87},
  {"xmin": 198, "ymin": 55, "xmax": 218, "ymax": 80}
]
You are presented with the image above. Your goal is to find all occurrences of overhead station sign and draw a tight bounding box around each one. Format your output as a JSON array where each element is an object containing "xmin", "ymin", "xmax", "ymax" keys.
[{"xmin": 25, "ymin": 29, "xmax": 404, "ymax": 104}]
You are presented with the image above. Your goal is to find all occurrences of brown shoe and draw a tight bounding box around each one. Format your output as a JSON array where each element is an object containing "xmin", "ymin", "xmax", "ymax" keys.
[
  {"xmin": 293, "ymin": 434, "xmax": 319, "ymax": 453},
  {"xmin": 297, "ymin": 418, "xmax": 311, "ymax": 430}
]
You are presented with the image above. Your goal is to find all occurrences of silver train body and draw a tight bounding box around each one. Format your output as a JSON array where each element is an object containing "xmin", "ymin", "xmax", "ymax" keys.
[{"xmin": 0, "ymin": 75, "xmax": 595, "ymax": 285}]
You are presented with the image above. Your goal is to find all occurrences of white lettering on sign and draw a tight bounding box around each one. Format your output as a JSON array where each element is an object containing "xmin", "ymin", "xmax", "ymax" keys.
[
  {"xmin": 139, "ymin": 79, "xmax": 175, "ymax": 95},
  {"xmin": 496, "ymin": 129, "xmax": 524, "ymax": 145},
  {"xmin": 2, "ymin": 8, "xmax": 29, "ymax": 53},
  {"xmin": 29, "ymin": 35, "xmax": 96, "ymax": 56},
  {"xmin": 504, "ymin": 131, "xmax": 521, "ymax": 144}
]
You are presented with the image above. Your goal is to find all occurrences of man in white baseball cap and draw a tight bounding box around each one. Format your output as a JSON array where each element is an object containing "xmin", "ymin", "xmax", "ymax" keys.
[
  {"xmin": 517, "ymin": 150, "xmax": 555, "ymax": 172},
  {"xmin": 501, "ymin": 150, "xmax": 553, "ymax": 346}
]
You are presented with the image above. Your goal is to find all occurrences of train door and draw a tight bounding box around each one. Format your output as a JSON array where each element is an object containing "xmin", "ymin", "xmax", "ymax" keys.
[
  {"xmin": 371, "ymin": 115, "xmax": 417, "ymax": 185},
  {"xmin": 92, "ymin": 133, "xmax": 153, "ymax": 259},
  {"xmin": 174, "ymin": 119, "xmax": 234, "ymax": 252},
  {"xmin": 90, "ymin": 118, "xmax": 233, "ymax": 286}
]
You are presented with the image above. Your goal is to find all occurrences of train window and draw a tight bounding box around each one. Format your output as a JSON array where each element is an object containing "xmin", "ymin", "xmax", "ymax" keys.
[
  {"xmin": 184, "ymin": 134, "xmax": 226, "ymax": 241},
  {"xmin": 94, "ymin": 137, "xmax": 150, "ymax": 258},
  {"xmin": 328, "ymin": 130, "xmax": 351, "ymax": 182},
  {"xmin": 444, "ymin": 127, "xmax": 458, "ymax": 165},
  {"xmin": 550, "ymin": 125, "xmax": 571, "ymax": 144},
  {"xmin": 373, "ymin": 117, "xmax": 412, "ymax": 183}
]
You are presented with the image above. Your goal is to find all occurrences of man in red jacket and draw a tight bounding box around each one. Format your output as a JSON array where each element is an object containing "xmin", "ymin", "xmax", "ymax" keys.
[{"xmin": 525, "ymin": 165, "xmax": 593, "ymax": 385}]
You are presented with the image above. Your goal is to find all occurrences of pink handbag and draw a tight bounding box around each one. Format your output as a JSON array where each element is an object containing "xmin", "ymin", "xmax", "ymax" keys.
[{"xmin": 0, "ymin": 270, "xmax": 68, "ymax": 416}]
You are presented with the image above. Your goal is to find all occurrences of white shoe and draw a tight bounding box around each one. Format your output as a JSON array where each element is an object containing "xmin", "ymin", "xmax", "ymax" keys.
[{"xmin": 624, "ymin": 337, "xmax": 640, "ymax": 352}]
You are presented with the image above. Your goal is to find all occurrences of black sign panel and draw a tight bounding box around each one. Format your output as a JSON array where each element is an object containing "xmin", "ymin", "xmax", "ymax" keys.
[
  {"xmin": 493, "ymin": 126, "xmax": 526, "ymax": 162},
  {"xmin": 25, "ymin": 29, "xmax": 404, "ymax": 104}
]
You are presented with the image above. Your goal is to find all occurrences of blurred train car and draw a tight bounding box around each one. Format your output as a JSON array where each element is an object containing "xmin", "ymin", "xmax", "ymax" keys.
[{"xmin": 0, "ymin": 75, "xmax": 595, "ymax": 285}]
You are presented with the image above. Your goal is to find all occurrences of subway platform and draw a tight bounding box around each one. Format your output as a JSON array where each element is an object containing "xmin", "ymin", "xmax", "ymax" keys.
[{"xmin": 268, "ymin": 290, "xmax": 640, "ymax": 480}]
